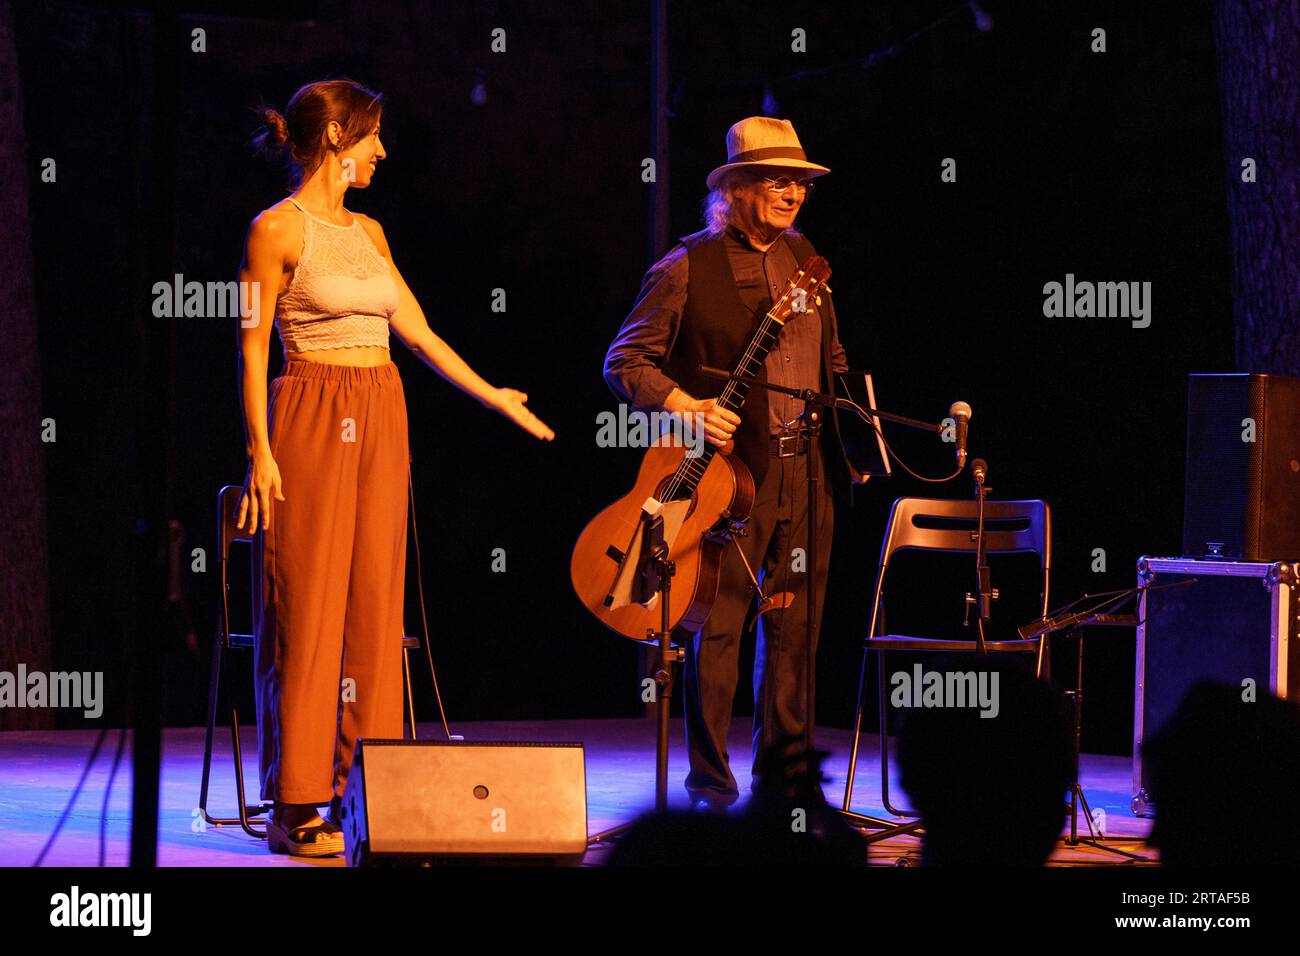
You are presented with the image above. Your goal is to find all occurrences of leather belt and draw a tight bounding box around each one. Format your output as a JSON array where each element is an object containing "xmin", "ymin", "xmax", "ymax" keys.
[{"xmin": 770, "ymin": 433, "xmax": 811, "ymax": 457}]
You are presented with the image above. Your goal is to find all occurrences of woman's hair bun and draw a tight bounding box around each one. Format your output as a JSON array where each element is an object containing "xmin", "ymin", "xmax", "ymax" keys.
[
  {"xmin": 251, "ymin": 80, "xmax": 383, "ymax": 188},
  {"xmin": 261, "ymin": 108, "xmax": 289, "ymax": 146}
]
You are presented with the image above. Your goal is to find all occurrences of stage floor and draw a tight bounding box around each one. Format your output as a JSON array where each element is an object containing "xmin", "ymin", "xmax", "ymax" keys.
[{"xmin": 0, "ymin": 719, "xmax": 1153, "ymax": 866}]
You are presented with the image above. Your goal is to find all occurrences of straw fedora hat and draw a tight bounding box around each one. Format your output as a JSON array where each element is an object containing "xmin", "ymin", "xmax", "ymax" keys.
[{"xmin": 706, "ymin": 116, "xmax": 831, "ymax": 189}]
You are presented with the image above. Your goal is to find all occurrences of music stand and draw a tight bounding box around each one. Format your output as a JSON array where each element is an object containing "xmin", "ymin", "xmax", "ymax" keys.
[{"xmin": 1018, "ymin": 579, "xmax": 1193, "ymax": 860}]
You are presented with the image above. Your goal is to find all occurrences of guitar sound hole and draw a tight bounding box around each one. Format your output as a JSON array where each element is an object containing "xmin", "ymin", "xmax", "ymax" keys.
[{"xmin": 654, "ymin": 478, "xmax": 698, "ymax": 520}]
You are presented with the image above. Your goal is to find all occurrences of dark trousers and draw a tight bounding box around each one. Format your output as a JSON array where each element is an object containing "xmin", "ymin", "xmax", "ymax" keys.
[{"xmin": 682, "ymin": 445, "xmax": 834, "ymax": 804}]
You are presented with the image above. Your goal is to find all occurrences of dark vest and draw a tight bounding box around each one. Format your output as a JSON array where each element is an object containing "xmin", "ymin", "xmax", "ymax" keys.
[{"xmin": 662, "ymin": 228, "xmax": 853, "ymax": 496}]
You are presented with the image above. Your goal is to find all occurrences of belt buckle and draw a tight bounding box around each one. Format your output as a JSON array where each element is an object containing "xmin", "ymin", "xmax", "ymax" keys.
[{"xmin": 777, "ymin": 434, "xmax": 798, "ymax": 458}]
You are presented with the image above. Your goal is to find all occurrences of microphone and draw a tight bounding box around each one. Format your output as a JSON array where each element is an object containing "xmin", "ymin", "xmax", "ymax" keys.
[
  {"xmin": 949, "ymin": 401, "xmax": 971, "ymax": 468},
  {"xmin": 970, "ymin": 458, "xmax": 988, "ymax": 484}
]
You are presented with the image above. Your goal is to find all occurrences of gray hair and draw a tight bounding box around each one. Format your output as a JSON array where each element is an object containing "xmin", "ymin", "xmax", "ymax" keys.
[
  {"xmin": 701, "ymin": 169, "xmax": 803, "ymax": 237},
  {"xmin": 701, "ymin": 172, "xmax": 742, "ymax": 236}
]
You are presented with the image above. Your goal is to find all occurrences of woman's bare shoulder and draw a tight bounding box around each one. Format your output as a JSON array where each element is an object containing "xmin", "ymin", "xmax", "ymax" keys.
[{"xmin": 246, "ymin": 199, "xmax": 302, "ymax": 256}]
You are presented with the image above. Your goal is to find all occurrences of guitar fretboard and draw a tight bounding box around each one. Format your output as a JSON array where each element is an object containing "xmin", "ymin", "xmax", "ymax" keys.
[{"xmin": 663, "ymin": 309, "xmax": 787, "ymax": 501}]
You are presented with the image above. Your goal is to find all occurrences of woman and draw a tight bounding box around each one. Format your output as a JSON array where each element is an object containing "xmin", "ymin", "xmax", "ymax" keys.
[{"xmin": 236, "ymin": 78, "xmax": 553, "ymax": 857}]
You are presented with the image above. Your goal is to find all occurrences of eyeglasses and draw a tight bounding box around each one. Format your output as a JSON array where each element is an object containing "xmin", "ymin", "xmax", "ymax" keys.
[{"xmin": 761, "ymin": 175, "xmax": 816, "ymax": 196}]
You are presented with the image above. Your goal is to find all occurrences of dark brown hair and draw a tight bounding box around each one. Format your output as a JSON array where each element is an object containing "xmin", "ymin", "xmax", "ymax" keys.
[{"xmin": 251, "ymin": 78, "xmax": 384, "ymax": 188}]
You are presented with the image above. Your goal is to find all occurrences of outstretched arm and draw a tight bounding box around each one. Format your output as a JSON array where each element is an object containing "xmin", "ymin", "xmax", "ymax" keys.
[{"xmin": 360, "ymin": 216, "xmax": 554, "ymax": 441}]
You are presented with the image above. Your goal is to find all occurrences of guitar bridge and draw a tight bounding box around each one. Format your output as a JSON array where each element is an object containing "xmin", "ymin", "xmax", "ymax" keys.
[{"xmin": 704, "ymin": 510, "xmax": 748, "ymax": 546}]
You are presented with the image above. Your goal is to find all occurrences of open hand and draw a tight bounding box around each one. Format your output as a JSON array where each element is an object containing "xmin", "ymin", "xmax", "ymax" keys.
[
  {"xmin": 489, "ymin": 387, "xmax": 555, "ymax": 441},
  {"xmin": 237, "ymin": 448, "xmax": 285, "ymax": 532}
]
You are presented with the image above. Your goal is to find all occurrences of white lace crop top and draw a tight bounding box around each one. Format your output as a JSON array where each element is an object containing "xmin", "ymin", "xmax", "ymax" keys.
[{"xmin": 274, "ymin": 197, "xmax": 400, "ymax": 351}]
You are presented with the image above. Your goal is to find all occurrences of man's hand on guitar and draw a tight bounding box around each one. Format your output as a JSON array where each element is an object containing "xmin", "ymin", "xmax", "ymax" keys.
[
  {"xmin": 665, "ymin": 388, "xmax": 740, "ymax": 448},
  {"xmin": 488, "ymin": 387, "xmax": 555, "ymax": 441},
  {"xmin": 695, "ymin": 398, "xmax": 741, "ymax": 448}
]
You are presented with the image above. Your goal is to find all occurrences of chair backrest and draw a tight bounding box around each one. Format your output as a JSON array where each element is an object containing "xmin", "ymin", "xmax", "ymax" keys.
[
  {"xmin": 868, "ymin": 497, "xmax": 1051, "ymax": 638},
  {"xmin": 218, "ymin": 485, "xmax": 259, "ymax": 647},
  {"xmin": 219, "ymin": 485, "xmax": 256, "ymax": 560},
  {"xmin": 881, "ymin": 497, "xmax": 1050, "ymax": 566}
]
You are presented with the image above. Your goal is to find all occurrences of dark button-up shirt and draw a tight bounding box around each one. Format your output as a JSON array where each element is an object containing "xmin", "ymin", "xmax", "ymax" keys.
[{"xmin": 604, "ymin": 225, "xmax": 848, "ymax": 433}]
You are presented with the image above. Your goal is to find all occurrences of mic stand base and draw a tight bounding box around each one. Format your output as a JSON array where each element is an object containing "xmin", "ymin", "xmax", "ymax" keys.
[{"xmin": 588, "ymin": 538, "xmax": 683, "ymax": 846}]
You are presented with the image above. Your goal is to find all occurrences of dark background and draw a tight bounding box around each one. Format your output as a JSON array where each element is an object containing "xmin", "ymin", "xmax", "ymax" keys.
[{"xmin": 14, "ymin": 0, "xmax": 1232, "ymax": 754}]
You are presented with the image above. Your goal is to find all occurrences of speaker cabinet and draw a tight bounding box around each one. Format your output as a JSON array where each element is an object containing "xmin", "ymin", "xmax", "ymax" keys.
[
  {"xmin": 340, "ymin": 740, "xmax": 587, "ymax": 865},
  {"xmin": 1182, "ymin": 372, "xmax": 1300, "ymax": 561},
  {"xmin": 1131, "ymin": 557, "xmax": 1298, "ymax": 816}
]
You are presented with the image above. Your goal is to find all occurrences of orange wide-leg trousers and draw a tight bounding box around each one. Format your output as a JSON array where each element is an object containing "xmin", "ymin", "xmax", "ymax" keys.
[{"xmin": 254, "ymin": 360, "xmax": 408, "ymax": 805}]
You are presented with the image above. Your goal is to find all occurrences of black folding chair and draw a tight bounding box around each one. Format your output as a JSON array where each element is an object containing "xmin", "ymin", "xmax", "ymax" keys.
[
  {"xmin": 841, "ymin": 497, "xmax": 1052, "ymax": 818},
  {"xmin": 198, "ymin": 485, "xmax": 424, "ymax": 838}
]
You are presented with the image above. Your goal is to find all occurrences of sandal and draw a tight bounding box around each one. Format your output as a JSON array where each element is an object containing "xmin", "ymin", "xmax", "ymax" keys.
[{"xmin": 267, "ymin": 816, "xmax": 344, "ymax": 858}]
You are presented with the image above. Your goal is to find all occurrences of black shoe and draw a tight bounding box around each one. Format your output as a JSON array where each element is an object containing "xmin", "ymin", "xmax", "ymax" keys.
[
  {"xmin": 691, "ymin": 798, "xmax": 729, "ymax": 817},
  {"xmin": 752, "ymin": 776, "xmax": 827, "ymax": 804}
]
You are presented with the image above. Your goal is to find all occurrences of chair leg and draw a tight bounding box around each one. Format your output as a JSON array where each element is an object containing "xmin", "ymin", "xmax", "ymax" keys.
[
  {"xmin": 228, "ymin": 706, "xmax": 268, "ymax": 838},
  {"xmin": 200, "ymin": 628, "xmax": 268, "ymax": 837},
  {"xmin": 199, "ymin": 628, "xmax": 224, "ymax": 816},
  {"xmin": 877, "ymin": 654, "xmax": 891, "ymax": 809},
  {"xmin": 199, "ymin": 628, "xmax": 267, "ymax": 835},
  {"xmin": 878, "ymin": 651, "xmax": 918, "ymax": 818},
  {"xmin": 841, "ymin": 642, "xmax": 873, "ymax": 812}
]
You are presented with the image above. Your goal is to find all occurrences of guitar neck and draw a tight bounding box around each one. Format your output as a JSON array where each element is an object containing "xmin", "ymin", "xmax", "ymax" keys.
[
  {"xmin": 716, "ymin": 310, "xmax": 785, "ymax": 416},
  {"xmin": 668, "ymin": 309, "xmax": 786, "ymax": 499}
]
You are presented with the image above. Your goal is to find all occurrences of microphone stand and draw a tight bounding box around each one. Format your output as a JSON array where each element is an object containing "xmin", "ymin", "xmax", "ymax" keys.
[
  {"xmin": 589, "ymin": 505, "xmax": 681, "ymax": 844},
  {"xmin": 970, "ymin": 460, "xmax": 991, "ymax": 656},
  {"xmin": 698, "ymin": 366, "xmax": 952, "ymax": 840}
]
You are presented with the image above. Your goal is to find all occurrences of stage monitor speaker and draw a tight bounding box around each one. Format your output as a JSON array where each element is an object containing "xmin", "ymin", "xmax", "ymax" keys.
[
  {"xmin": 340, "ymin": 740, "xmax": 587, "ymax": 866},
  {"xmin": 1182, "ymin": 372, "xmax": 1300, "ymax": 561}
]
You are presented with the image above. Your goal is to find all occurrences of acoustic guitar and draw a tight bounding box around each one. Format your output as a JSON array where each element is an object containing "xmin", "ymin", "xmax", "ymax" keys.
[{"xmin": 571, "ymin": 256, "xmax": 833, "ymax": 642}]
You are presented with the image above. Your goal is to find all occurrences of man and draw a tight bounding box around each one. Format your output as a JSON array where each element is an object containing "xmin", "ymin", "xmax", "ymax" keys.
[{"xmin": 604, "ymin": 116, "xmax": 860, "ymax": 811}]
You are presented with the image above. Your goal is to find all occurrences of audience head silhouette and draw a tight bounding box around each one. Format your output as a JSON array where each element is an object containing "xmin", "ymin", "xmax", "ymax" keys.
[
  {"xmin": 1144, "ymin": 680, "xmax": 1300, "ymax": 866},
  {"xmin": 896, "ymin": 656, "xmax": 1073, "ymax": 866}
]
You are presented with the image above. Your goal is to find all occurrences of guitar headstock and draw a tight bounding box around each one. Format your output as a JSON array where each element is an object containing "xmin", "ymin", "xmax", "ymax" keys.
[{"xmin": 770, "ymin": 255, "xmax": 832, "ymax": 325}]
